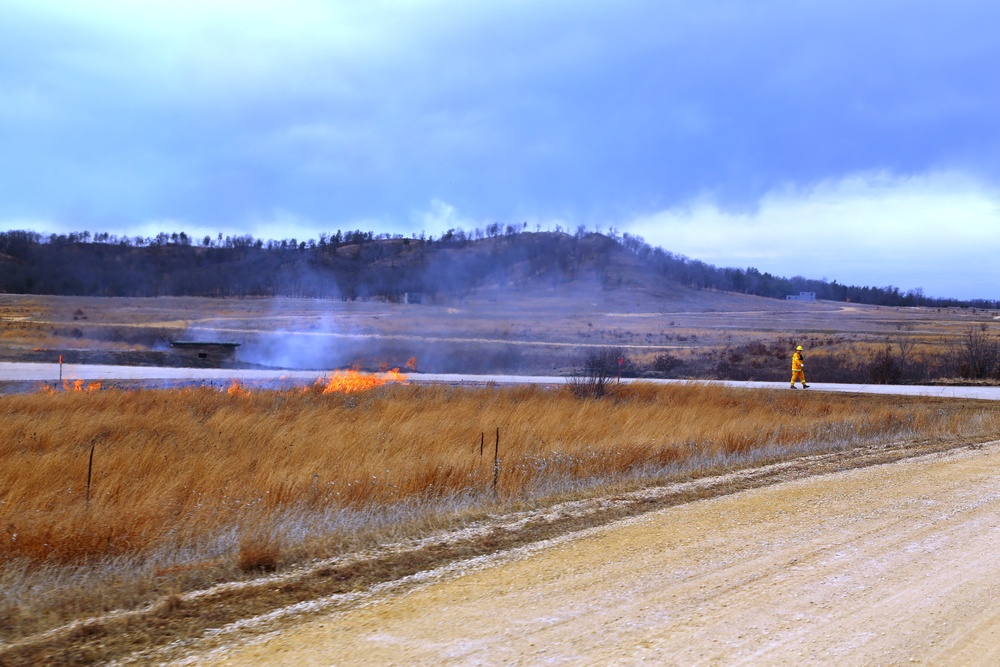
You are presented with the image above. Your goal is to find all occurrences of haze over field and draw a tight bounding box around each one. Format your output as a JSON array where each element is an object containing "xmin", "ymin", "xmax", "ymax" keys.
[{"xmin": 2, "ymin": 1, "xmax": 999, "ymax": 299}]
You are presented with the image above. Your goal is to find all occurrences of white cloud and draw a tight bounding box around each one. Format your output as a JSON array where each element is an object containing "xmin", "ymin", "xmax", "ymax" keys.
[
  {"xmin": 235, "ymin": 209, "xmax": 387, "ymax": 243},
  {"xmin": 623, "ymin": 171, "xmax": 1000, "ymax": 299},
  {"xmin": 411, "ymin": 199, "xmax": 475, "ymax": 236},
  {"xmin": 13, "ymin": 0, "xmax": 348, "ymax": 40}
]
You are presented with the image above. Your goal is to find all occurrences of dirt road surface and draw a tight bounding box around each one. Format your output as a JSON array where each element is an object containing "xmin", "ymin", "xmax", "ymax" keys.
[{"xmin": 177, "ymin": 442, "xmax": 1000, "ymax": 666}]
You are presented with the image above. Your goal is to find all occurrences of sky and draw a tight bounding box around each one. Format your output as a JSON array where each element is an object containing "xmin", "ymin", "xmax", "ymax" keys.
[{"xmin": 2, "ymin": 0, "xmax": 999, "ymax": 300}]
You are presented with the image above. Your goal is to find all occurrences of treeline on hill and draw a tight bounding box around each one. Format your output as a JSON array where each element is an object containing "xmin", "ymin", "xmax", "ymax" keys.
[{"xmin": 0, "ymin": 227, "xmax": 994, "ymax": 308}]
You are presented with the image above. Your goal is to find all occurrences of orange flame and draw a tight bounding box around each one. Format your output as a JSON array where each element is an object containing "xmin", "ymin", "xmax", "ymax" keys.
[
  {"xmin": 314, "ymin": 368, "xmax": 408, "ymax": 394},
  {"xmin": 226, "ymin": 380, "xmax": 252, "ymax": 397},
  {"xmin": 37, "ymin": 371, "xmax": 407, "ymax": 397},
  {"xmin": 62, "ymin": 379, "xmax": 102, "ymax": 392}
]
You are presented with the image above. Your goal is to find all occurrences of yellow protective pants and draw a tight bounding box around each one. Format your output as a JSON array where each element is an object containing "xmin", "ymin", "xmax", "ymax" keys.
[{"xmin": 790, "ymin": 371, "xmax": 806, "ymax": 387}]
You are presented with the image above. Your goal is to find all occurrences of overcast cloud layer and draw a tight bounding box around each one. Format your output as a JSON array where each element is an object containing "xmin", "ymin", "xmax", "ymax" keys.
[{"xmin": 2, "ymin": 0, "xmax": 999, "ymax": 299}]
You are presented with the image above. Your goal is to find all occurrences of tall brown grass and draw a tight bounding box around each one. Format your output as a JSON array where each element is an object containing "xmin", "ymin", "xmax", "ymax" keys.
[{"xmin": 2, "ymin": 381, "xmax": 998, "ymax": 639}]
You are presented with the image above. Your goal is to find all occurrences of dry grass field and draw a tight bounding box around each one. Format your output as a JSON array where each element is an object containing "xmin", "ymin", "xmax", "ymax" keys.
[
  {"xmin": 3, "ymin": 379, "xmax": 1000, "ymax": 663},
  {"xmin": 3, "ymin": 290, "xmax": 1000, "ymax": 664},
  {"xmin": 2, "ymin": 289, "xmax": 998, "ymax": 377}
]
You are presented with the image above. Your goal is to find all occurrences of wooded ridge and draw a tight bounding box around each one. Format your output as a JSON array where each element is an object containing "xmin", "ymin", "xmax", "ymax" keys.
[{"xmin": 0, "ymin": 227, "xmax": 992, "ymax": 308}]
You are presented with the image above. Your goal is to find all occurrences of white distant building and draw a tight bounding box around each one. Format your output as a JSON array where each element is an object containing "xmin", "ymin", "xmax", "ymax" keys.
[{"xmin": 786, "ymin": 292, "xmax": 817, "ymax": 301}]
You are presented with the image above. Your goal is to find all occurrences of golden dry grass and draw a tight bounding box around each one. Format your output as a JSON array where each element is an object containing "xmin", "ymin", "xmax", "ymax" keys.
[
  {"xmin": 2, "ymin": 380, "xmax": 1000, "ymax": 646},
  {"xmin": 2, "ymin": 381, "xmax": 995, "ymax": 567}
]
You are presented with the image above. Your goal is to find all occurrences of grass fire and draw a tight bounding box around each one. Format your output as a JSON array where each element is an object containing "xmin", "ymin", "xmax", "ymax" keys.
[{"xmin": 224, "ymin": 367, "xmax": 409, "ymax": 397}]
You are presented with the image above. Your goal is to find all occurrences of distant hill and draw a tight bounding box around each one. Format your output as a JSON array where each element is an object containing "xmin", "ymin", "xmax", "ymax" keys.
[{"xmin": 0, "ymin": 228, "xmax": 993, "ymax": 308}]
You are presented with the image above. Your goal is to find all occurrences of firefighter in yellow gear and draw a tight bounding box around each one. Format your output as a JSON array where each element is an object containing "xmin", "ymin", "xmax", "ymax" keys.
[{"xmin": 790, "ymin": 345, "xmax": 808, "ymax": 388}]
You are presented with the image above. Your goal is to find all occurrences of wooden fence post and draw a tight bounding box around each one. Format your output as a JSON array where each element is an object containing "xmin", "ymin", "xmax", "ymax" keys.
[
  {"xmin": 85, "ymin": 440, "xmax": 95, "ymax": 510},
  {"xmin": 492, "ymin": 427, "xmax": 500, "ymax": 496}
]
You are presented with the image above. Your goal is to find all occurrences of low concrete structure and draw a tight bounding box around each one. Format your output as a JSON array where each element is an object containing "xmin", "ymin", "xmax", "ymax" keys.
[{"xmin": 169, "ymin": 341, "xmax": 240, "ymax": 367}]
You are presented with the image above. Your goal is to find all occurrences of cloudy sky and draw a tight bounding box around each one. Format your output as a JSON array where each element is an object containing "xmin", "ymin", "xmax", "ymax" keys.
[{"xmin": 2, "ymin": 0, "xmax": 999, "ymax": 299}]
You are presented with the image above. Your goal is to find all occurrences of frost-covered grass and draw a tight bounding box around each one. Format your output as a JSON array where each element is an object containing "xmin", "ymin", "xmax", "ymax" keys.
[{"xmin": 2, "ymin": 381, "xmax": 998, "ymax": 640}]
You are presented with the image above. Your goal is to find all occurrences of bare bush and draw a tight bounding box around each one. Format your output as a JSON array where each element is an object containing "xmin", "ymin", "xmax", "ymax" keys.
[
  {"xmin": 569, "ymin": 347, "xmax": 626, "ymax": 398},
  {"xmin": 651, "ymin": 353, "xmax": 683, "ymax": 374},
  {"xmin": 956, "ymin": 326, "xmax": 1000, "ymax": 379},
  {"xmin": 867, "ymin": 346, "xmax": 902, "ymax": 384}
]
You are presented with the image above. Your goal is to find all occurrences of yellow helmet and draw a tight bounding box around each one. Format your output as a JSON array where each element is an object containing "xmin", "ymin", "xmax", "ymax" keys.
[{"xmin": 796, "ymin": 345, "xmax": 803, "ymax": 350}]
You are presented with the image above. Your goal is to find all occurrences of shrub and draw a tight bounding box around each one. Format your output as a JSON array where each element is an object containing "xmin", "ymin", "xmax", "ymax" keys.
[
  {"xmin": 651, "ymin": 353, "xmax": 683, "ymax": 373},
  {"xmin": 569, "ymin": 347, "xmax": 626, "ymax": 398},
  {"xmin": 867, "ymin": 346, "xmax": 902, "ymax": 384}
]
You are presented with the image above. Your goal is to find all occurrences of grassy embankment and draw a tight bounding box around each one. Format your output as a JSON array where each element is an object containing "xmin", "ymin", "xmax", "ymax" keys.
[{"xmin": 3, "ymin": 379, "xmax": 1000, "ymax": 645}]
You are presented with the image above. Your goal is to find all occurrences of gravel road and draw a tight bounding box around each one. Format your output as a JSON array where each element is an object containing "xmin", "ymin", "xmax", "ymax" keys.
[{"xmin": 185, "ymin": 441, "xmax": 1000, "ymax": 666}]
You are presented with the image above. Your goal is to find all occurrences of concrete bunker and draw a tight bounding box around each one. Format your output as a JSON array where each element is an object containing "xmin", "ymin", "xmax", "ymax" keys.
[{"xmin": 169, "ymin": 341, "xmax": 241, "ymax": 367}]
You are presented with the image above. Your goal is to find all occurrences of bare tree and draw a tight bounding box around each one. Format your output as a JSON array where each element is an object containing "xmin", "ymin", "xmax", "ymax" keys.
[
  {"xmin": 889, "ymin": 325, "xmax": 919, "ymax": 380},
  {"xmin": 956, "ymin": 325, "xmax": 1000, "ymax": 379}
]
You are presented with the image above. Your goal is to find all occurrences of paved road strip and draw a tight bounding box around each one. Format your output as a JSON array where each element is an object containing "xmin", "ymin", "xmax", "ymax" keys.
[{"xmin": 3, "ymin": 362, "xmax": 1000, "ymax": 400}]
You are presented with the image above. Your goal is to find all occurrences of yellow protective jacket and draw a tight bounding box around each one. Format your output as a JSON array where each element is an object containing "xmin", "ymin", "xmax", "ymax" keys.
[{"xmin": 791, "ymin": 351, "xmax": 804, "ymax": 372}]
